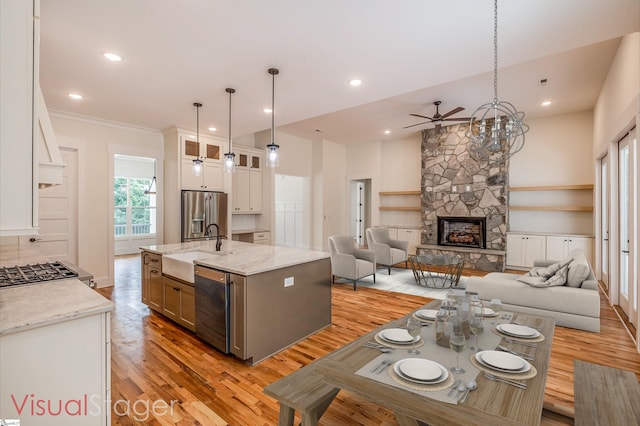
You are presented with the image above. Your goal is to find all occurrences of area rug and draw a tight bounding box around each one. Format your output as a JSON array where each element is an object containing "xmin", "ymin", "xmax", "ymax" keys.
[{"xmin": 333, "ymin": 267, "xmax": 467, "ymax": 300}]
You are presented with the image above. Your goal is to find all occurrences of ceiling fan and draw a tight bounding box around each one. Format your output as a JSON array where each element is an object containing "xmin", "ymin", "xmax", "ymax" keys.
[{"xmin": 403, "ymin": 101, "xmax": 473, "ymax": 130}]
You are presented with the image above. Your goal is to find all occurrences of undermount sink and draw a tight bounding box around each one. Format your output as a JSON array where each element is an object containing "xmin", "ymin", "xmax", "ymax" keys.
[{"xmin": 162, "ymin": 251, "xmax": 224, "ymax": 283}]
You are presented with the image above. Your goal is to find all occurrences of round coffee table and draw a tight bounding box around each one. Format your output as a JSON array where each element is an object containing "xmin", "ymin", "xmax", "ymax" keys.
[{"xmin": 408, "ymin": 254, "xmax": 464, "ymax": 289}]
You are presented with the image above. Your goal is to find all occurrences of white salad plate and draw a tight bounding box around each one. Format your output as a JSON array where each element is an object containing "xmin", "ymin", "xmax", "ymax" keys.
[
  {"xmin": 378, "ymin": 328, "xmax": 418, "ymax": 344},
  {"xmin": 497, "ymin": 323, "xmax": 540, "ymax": 338},
  {"xmin": 415, "ymin": 309, "xmax": 439, "ymax": 320},
  {"xmin": 476, "ymin": 350, "xmax": 531, "ymax": 373},
  {"xmin": 394, "ymin": 358, "xmax": 448, "ymax": 384}
]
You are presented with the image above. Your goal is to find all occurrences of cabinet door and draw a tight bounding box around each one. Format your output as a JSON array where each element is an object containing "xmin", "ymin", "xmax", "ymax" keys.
[
  {"xmin": 181, "ymin": 158, "xmax": 203, "ymax": 190},
  {"xmin": 233, "ymin": 169, "xmax": 251, "ymax": 213},
  {"xmin": 546, "ymin": 236, "xmax": 567, "ymax": 261},
  {"xmin": 567, "ymin": 237, "xmax": 593, "ymax": 265},
  {"xmin": 397, "ymin": 228, "xmax": 421, "ymax": 255},
  {"xmin": 148, "ymin": 267, "xmax": 163, "ymax": 312},
  {"xmin": 203, "ymin": 162, "xmax": 223, "ymax": 191},
  {"xmin": 179, "ymin": 283, "xmax": 196, "ymax": 331},
  {"xmin": 141, "ymin": 255, "xmax": 149, "ymax": 304},
  {"xmin": 506, "ymin": 234, "xmax": 526, "ymax": 267},
  {"xmin": 249, "ymin": 170, "xmax": 262, "ymax": 212},
  {"xmin": 162, "ymin": 277, "xmax": 180, "ymax": 320},
  {"xmin": 230, "ymin": 274, "xmax": 246, "ymax": 358},
  {"xmin": 524, "ymin": 235, "xmax": 546, "ymax": 266}
]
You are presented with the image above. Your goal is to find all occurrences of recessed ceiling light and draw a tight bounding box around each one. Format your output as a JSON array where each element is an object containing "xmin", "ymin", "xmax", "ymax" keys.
[
  {"xmin": 263, "ymin": 108, "xmax": 272, "ymax": 113},
  {"xmin": 349, "ymin": 79, "xmax": 362, "ymax": 87},
  {"xmin": 384, "ymin": 130, "xmax": 391, "ymax": 134},
  {"xmin": 103, "ymin": 52, "xmax": 122, "ymax": 62},
  {"xmin": 208, "ymin": 127, "xmax": 217, "ymax": 132},
  {"xmin": 541, "ymin": 100, "xmax": 552, "ymax": 106},
  {"xmin": 67, "ymin": 93, "xmax": 83, "ymax": 100}
]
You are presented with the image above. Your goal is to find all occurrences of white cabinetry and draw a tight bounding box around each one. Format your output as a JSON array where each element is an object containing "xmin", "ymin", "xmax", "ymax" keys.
[
  {"xmin": 232, "ymin": 147, "xmax": 263, "ymax": 214},
  {"xmin": 384, "ymin": 227, "xmax": 421, "ymax": 255},
  {"xmin": 506, "ymin": 233, "xmax": 546, "ymax": 268},
  {"xmin": 0, "ymin": 0, "xmax": 38, "ymax": 235},
  {"xmin": 0, "ymin": 312, "xmax": 111, "ymax": 425},
  {"xmin": 546, "ymin": 235, "xmax": 593, "ymax": 265},
  {"xmin": 180, "ymin": 135, "xmax": 224, "ymax": 191}
]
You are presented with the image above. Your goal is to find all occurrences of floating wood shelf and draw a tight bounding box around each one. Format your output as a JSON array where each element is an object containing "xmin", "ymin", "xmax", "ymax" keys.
[
  {"xmin": 510, "ymin": 184, "xmax": 594, "ymax": 191},
  {"xmin": 509, "ymin": 205, "xmax": 593, "ymax": 212},
  {"xmin": 379, "ymin": 191, "xmax": 421, "ymax": 196},
  {"xmin": 379, "ymin": 206, "xmax": 421, "ymax": 211}
]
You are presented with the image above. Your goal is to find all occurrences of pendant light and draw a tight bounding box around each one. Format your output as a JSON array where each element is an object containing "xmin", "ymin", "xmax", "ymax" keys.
[
  {"xmin": 223, "ymin": 88, "xmax": 236, "ymax": 173},
  {"xmin": 468, "ymin": 0, "xmax": 528, "ymax": 159},
  {"xmin": 266, "ymin": 68, "xmax": 280, "ymax": 167},
  {"xmin": 192, "ymin": 102, "xmax": 203, "ymax": 176}
]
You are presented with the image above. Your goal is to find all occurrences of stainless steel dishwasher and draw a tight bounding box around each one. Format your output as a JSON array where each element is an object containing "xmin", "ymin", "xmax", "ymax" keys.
[{"xmin": 194, "ymin": 265, "xmax": 230, "ymax": 353}]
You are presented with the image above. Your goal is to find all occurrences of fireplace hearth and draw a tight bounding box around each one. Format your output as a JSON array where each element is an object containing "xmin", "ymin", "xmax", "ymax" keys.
[{"xmin": 437, "ymin": 216, "xmax": 486, "ymax": 249}]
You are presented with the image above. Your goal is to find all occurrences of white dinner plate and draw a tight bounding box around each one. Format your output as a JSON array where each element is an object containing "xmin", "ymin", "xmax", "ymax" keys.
[
  {"xmin": 394, "ymin": 358, "xmax": 448, "ymax": 384},
  {"xmin": 415, "ymin": 309, "xmax": 439, "ymax": 320},
  {"xmin": 473, "ymin": 306, "xmax": 498, "ymax": 317},
  {"xmin": 378, "ymin": 328, "xmax": 418, "ymax": 344},
  {"xmin": 476, "ymin": 350, "xmax": 531, "ymax": 373},
  {"xmin": 497, "ymin": 323, "xmax": 540, "ymax": 338}
]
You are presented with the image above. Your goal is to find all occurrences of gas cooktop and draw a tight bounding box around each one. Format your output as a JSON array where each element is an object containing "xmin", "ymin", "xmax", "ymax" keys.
[{"xmin": 0, "ymin": 262, "xmax": 79, "ymax": 288}]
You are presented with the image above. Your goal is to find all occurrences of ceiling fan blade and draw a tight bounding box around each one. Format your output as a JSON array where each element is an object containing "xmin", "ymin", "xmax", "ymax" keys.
[
  {"xmin": 409, "ymin": 113, "xmax": 435, "ymax": 120},
  {"xmin": 441, "ymin": 116, "xmax": 474, "ymax": 121},
  {"xmin": 402, "ymin": 121, "xmax": 431, "ymax": 129},
  {"xmin": 439, "ymin": 106, "xmax": 465, "ymax": 119}
]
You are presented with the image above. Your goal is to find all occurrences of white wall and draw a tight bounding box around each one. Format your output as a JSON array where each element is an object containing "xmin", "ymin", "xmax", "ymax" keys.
[
  {"xmin": 322, "ymin": 139, "xmax": 347, "ymax": 251},
  {"xmin": 49, "ymin": 113, "xmax": 164, "ymax": 286},
  {"xmin": 509, "ymin": 111, "xmax": 595, "ymax": 234}
]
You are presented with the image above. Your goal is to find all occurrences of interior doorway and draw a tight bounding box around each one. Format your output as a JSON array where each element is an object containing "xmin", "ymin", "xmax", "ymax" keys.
[
  {"xmin": 113, "ymin": 155, "xmax": 157, "ymax": 255},
  {"xmin": 274, "ymin": 174, "xmax": 310, "ymax": 249},
  {"xmin": 349, "ymin": 179, "xmax": 371, "ymax": 246}
]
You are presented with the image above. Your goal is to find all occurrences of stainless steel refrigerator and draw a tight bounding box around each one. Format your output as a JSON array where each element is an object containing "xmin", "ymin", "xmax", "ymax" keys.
[{"xmin": 181, "ymin": 190, "xmax": 228, "ymax": 242}]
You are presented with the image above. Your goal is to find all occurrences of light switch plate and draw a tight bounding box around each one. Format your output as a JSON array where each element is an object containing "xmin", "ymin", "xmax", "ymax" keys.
[{"xmin": 284, "ymin": 277, "xmax": 294, "ymax": 287}]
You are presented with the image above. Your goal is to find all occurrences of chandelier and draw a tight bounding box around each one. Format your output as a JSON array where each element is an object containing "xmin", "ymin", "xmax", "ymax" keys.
[
  {"xmin": 192, "ymin": 102, "xmax": 203, "ymax": 176},
  {"xmin": 468, "ymin": 0, "xmax": 528, "ymax": 158}
]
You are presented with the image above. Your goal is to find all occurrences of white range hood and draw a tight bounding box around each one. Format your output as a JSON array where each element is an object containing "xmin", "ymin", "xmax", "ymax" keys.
[{"xmin": 37, "ymin": 88, "xmax": 65, "ymax": 188}]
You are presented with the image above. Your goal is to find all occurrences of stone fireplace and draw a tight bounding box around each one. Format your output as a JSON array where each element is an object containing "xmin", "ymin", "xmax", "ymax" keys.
[
  {"xmin": 437, "ymin": 216, "xmax": 486, "ymax": 249},
  {"xmin": 419, "ymin": 124, "xmax": 508, "ymax": 272}
]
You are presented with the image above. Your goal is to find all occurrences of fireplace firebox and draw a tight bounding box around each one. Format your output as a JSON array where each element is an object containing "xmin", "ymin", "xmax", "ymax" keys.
[{"xmin": 437, "ymin": 216, "xmax": 486, "ymax": 249}]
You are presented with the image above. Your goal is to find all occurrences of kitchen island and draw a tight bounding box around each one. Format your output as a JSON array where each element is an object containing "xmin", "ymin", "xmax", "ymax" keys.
[
  {"xmin": 0, "ymin": 279, "xmax": 114, "ymax": 425},
  {"xmin": 140, "ymin": 240, "xmax": 331, "ymax": 365}
]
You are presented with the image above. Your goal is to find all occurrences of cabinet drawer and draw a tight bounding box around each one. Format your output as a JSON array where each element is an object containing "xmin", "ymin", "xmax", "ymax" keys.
[
  {"xmin": 253, "ymin": 232, "xmax": 269, "ymax": 241},
  {"xmin": 143, "ymin": 252, "xmax": 162, "ymax": 267}
]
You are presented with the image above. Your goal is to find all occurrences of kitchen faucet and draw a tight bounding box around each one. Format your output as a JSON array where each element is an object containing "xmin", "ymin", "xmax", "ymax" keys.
[{"xmin": 205, "ymin": 223, "xmax": 223, "ymax": 251}]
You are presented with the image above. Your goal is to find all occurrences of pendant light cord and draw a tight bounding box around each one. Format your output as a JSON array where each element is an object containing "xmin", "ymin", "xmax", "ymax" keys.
[
  {"xmin": 493, "ymin": 0, "xmax": 498, "ymax": 103},
  {"xmin": 271, "ymin": 71, "xmax": 275, "ymax": 145}
]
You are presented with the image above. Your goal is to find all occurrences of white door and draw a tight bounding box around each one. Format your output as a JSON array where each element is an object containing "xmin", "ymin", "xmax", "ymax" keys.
[
  {"xmin": 600, "ymin": 154, "xmax": 610, "ymax": 290},
  {"xmin": 21, "ymin": 148, "xmax": 78, "ymax": 262},
  {"xmin": 618, "ymin": 130, "xmax": 636, "ymax": 326}
]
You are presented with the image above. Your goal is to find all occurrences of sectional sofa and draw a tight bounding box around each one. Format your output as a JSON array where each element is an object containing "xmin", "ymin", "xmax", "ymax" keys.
[{"xmin": 466, "ymin": 249, "xmax": 600, "ymax": 332}]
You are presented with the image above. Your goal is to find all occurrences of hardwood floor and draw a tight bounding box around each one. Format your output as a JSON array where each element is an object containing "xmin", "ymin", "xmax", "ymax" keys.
[{"xmin": 102, "ymin": 255, "xmax": 640, "ymax": 425}]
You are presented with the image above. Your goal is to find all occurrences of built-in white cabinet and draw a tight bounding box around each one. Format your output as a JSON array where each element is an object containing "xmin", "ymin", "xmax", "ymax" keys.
[
  {"xmin": 546, "ymin": 235, "xmax": 593, "ymax": 265},
  {"xmin": 232, "ymin": 147, "xmax": 263, "ymax": 214},
  {"xmin": 507, "ymin": 232, "xmax": 594, "ymax": 268},
  {"xmin": 233, "ymin": 230, "xmax": 271, "ymax": 245},
  {"xmin": 0, "ymin": 311, "xmax": 111, "ymax": 425},
  {"xmin": 180, "ymin": 135, "xmax": 224, "ymax": 191},
  {"xmin": 0, "ymin": 0, "xmax": 38, "ymax": 236},
  {"xmin": 506, "ymin": 233, "xmax": 546, "ymax": 268},
  {"xmin": 385, "ymin": 227, "xmax": 422, "ymax": 255}
]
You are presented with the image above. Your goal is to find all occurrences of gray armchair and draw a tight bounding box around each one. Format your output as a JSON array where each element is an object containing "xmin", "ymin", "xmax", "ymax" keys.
[
  {"xmin": 328, "ymin": 235, "xmax": 376, "ymax": 290},
  {"xmin": 365, "ymin": 227, "xmax": 408, "ymax": 274}
]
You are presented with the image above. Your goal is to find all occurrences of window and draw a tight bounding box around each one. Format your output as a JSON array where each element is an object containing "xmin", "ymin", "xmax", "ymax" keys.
[{"xmin": 114, "ymin": 177, "xmax": 156, "ymax": 236}]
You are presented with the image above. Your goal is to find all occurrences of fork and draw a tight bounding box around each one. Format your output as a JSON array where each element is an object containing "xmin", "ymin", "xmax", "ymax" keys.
[
  {"xmin": 484, "ymin": 372, "xmax": 527, "ymax": 389},
  {"xmin": 363, "ymin": 342, "xmax": 393, "ymax": 352},
  {"xmin": 504, "ymin": 337, "xmax": 538, "ymax": 348},
  {"xmin": 497, "ymin": 345, "xmax": 535, "ymax": 361}
]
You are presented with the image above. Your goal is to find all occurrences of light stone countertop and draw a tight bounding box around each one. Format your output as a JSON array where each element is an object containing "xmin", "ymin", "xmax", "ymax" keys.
[
  {"xmin": 0, "ymin": 279, "xmax": 114, "ymax": 336},
  {"xmin": 140, "ymin": 240, "xmax": 329, "ymax": 276}
]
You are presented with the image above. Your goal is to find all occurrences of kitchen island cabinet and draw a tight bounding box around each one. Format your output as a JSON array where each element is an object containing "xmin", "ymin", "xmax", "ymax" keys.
[
  {"xmin": 140, "ymin": 240, "xmax": 331, "ymax": 365},
  {"xmin": 141, "ymin": 250, "xmax": 163, "ymax": 311},
  {"xmin": 0, "ymin": 279, "xmax": 114, "ymax": 425},
  {"xmin": 162, "ymin": 275, "xmax": 196, "ymax": 331}
]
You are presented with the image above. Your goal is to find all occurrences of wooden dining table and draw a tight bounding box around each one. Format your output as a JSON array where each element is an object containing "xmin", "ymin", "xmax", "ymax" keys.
[{"xmin": 313, "ymin": 299, "xmax": 556, "ymax": 426}]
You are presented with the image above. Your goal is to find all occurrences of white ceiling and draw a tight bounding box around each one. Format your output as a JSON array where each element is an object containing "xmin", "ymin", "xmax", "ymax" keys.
[{"xmin": 39, "ymin": 0, "xmax": 639, "ymax": 145}]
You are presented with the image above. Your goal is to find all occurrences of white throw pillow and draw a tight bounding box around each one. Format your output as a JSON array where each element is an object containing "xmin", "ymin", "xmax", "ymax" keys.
[{"xmin": 517, "ymin": 263, "xmax": 569, "ymax": 288}]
